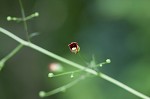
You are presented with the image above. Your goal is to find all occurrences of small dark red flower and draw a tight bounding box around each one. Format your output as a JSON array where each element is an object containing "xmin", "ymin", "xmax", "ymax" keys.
[{"xmin": 68, "ymin": 42, "xmax": 80, "ymax": 54}]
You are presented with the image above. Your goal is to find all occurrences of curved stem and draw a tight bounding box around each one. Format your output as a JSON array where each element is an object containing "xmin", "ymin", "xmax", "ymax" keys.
[
  {"xmin": 0, "ymin": 27, "xmax": 150, "ymax": 99},
  {"xmin": 0, "ymin": 44, "xmax": 23, "ymax": 71}
]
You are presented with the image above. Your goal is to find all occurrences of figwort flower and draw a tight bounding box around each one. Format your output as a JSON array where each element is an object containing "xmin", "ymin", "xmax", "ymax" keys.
[
  {"xmin": 68, "ymin": 42, "xmax": 80, "ymax": 54},
  {"xmin": 48, "ymin": 63, "xmax": 63, "ymax": 72}
]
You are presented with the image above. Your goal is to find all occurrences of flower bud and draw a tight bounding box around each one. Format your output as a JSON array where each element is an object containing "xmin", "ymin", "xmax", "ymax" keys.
[
  {"xmin": 48, "ymin": 63, "xmax": 63, "ymax": 72},
  {"xmin": 68, "ymin": 42, "xmax": 80, "ymax": 54}
]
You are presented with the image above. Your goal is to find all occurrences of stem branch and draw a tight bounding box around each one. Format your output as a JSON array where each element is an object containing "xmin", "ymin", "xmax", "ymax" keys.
[
  {"xmin": 18, "ymin": 0, "xmax": 30, "ymax": 42},
  {"xmin": 39, "ymin": 75, "xmax": 86, "ymax": 97},
  {"xmin": 0, "ymin": 27, "xmax": 149, "ymax": 99},
  {"xmin": 0, "ymin": 44, "xmax": 23, "ymax": 71}
]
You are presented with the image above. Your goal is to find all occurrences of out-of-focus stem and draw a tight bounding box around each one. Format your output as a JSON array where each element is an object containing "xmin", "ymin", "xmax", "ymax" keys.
[
  {"xmin": 0, "ymin": 44, "xmax": 23, "ymax": 71},
  {"xmin": 0, "ymin": 27, "xmax": 149, "ymax": 99}
]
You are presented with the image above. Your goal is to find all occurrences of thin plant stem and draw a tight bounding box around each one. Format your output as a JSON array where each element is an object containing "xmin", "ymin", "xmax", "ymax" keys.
[
  {"xmin": 24, "ymin": 12, "xmax": 39, "ymax": 21},
  {"xmin": 0, "ymin": 0, "xmax": 32, "ymax": 71},
  {"xmin": 78, "ymin": 53, "xmax": 88, "ymax": 65},
  {"xmin": 48, "ymin": 70, "xmax": 81, "ymax": 78},
  {"xmin": 7, "ymin": 12, "xmax": 39, "ymax": 22},
  {"xmin": 0, "ymin": 44, "xmax": 23, "ymax": 71},
  {"xmin": 39, "ymin": 75, "xmax": 86, "ymax": 97},
  {"xmin": 0, "ymin": 27, "xmax": 150, "ymax": 99},
  {"xmin": 18, "ymin": 0, "xmax": 30, "ymax": 42},
  {"xmin": 99, "ymin": 73, "xmax": 150, "ymax": 99}
]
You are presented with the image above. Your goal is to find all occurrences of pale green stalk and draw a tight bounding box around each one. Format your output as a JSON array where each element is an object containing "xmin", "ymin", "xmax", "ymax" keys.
[
  {"xmin": 18, "ymin": 0, "xmax": 30, "ymax": 42},
  {"xmin": 0, "ymin": 27, "xmax": 150, "ymax": 99},
  {"xmin": 0, "ymin": 44, "xmax": 23, "ymax": 71},
  {"xmin": 39, "ymin": 75, "xmax": 86, "ymax": 97},
  {"xmin": 100, "ymin": 73, "xmax": 150, "ymax": 99},
  {"xmin": 48, "ymin": 70, "xmax": 81, "ymax": 78}
]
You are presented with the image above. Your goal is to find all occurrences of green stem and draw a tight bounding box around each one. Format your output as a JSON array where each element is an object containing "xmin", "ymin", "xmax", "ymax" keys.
[
  {"xmin": 24, "ymin": 12, "xmax": 39, "ymax": 21},
  {"xmin": 39, "ymin": 75, "xmax": 86, "ymax": 97},
  {"xmin": 100, "ymin": 73, "xmax": 150, "ymax": 99},
  {"xmin": 18, "ymin": 0, "xmax": 30, "ymax": 42},
  {"xmin": 28, "ymin": 42, "xmax": 98, "ymax": 75},
  {"xmin": 7, "ymin": 12, "xmax": 39, "ymax": 22},
  {"xmin": 48, "ymin": 70, "xmax": 81, "ymax": 78},
  {"xmin": 0, "ymin": 27, "xmax": 150, "ymax": 99},
  {"xmin": 0, "ymin": 44, "xmax": 23, "ymax": 71}
]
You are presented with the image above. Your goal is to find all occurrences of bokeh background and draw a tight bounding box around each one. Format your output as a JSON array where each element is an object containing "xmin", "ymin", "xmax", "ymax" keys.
[{"xmin": 0, "ymin": 0, "xmax": 150, "ymax": 99}]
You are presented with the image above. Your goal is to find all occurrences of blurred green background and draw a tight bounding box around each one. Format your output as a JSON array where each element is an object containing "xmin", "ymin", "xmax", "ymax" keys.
[{"xmin": 0, "ymin": 0, "xmax": 150, "ymax": 99}]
